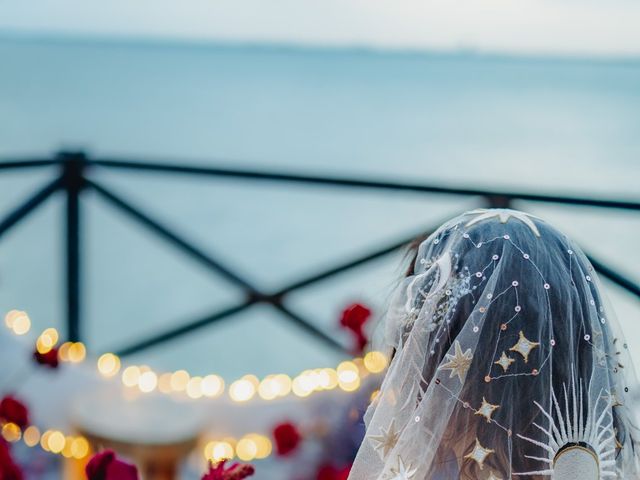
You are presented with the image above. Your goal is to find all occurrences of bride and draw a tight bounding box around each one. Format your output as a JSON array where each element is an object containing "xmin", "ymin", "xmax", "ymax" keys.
[{"xmin": 348, "ymin": 209, "xmax": 640, "ymax": 479}]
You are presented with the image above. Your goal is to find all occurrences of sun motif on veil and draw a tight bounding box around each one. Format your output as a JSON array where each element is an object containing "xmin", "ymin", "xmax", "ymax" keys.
[
  {"xmin": 464, "ymin": 209, "xmax": 541, "ymax": 237},
  {"xmin": 514, "ymin": 374, "xmax": 617, "ymax": 478}
]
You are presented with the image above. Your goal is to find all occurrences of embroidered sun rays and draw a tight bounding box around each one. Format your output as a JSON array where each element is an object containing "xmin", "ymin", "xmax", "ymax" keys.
[
  {"xmin": 465, "ymin": 209, "xmax": 541, "ymax": 237},
  {"xmin": 515, "ymin": 373, "xmax": 617, "ymax": 478}
]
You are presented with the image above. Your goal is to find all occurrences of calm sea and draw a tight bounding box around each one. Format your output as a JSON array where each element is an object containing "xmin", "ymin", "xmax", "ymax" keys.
[{"xmin": 0, "ymin": 36, "xmax": 639, "ymax": 378}]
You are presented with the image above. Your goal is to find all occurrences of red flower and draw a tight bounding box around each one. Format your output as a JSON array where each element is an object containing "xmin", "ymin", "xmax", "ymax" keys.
[
  {"xmin": 33, "ymin": 347, "xmax": 59, "ymax": 369},
  {"xmin": 85, "ymin": 450, "xmax": 138, "ymax": 480},
  {"xmin": 339, "ymin": 303, "xmax": 372, "ymax": 354},
  {"xmin": 272, "ymin": 421, "xmax": 302, "ymax": 457},
  {"xmin": 201, "ymin": 459, "xmax": 255, "ymax": 480},
  {"xmin": 0, "ymin": 396, "xmax": 29, "ymax": 429},
  {"xmin": 316, "ymin": 464, "xmax": 351, "ymax": 480},
  {"xmin": 0, "ymin": 440, "xmax": 23, "ymax": 480}
]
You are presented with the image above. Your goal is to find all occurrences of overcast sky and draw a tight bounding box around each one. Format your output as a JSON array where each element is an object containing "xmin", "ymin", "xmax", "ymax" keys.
[{"xmin": 1, "ymin": 0, "xmax": 640, "ymax": 57}]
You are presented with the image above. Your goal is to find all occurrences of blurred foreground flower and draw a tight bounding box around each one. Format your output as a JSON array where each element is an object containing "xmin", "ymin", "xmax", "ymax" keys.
[
  {"xmin": 33, "ymin": 347, "xmax": 59, "ymax": 369},
  {"xmin": 272, "ymin": 421, "xmax": 302, "ymax": 456},
  {"xmin": 316, "ymin": 463, "xmax": 351, "ymax": 480},
  {"xmin": 0, "ymin": 439, "xmax": 23, "ymax": 480},
  {"xmin": 86, "ymin": 450, "xmax": 138, "ymax": 480},
  {"xmin": 339, "ymin": 303, "xmax": 372, "ymax": 354},
  {"xmin": 0, "ymin": 396, "xmax": 29, "ymax": 429},
  {"xmin": 201, "ymin": 459, "xmax": 255, "ymax": 480}
]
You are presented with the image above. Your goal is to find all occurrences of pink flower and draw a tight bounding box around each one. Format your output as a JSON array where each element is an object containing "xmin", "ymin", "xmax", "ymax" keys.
[
  {"xmin": 85, "ymin": 450, "xmax": 138, "ymax": 480},
  {"xmin": 0, "ymin": 396, "xmax": 29, "ymax": 429},
  {"xmin": 272, "ymin": 421, "xmax": 302, "ymax": 457},
  {"xmin": 33, "ymin": 347, "xmax": 59, "ymax": 369},
  {"xmin": 339, "ymin": 303, "xmax": 372, "ymax": 354},
  {"xmin": 0, "ymin": 439, "xmax": 23, "ymax": 480},
  {"xmin": 316, "ymin": 464, "xmax": 351, "ymax": 480},
  {"xmin": 201, "ymin": 459, "xmax": 255, "ymax": 480}
]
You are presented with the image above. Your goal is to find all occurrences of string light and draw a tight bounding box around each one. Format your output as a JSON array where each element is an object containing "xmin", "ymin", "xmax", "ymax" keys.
[
  {"xmin": 1, "ymin": 422, "xmax": 21, "ymax": 443},
  {"xmin": 4, "ymin": 310, "xmax": 31, "ymax": 335},
  {"xmin": 203, "ymin": 434, "xmax": 272, "ymax": 462},
  {"xmin": 5, "ymin": 318, "xmax": 388, "ymax": 405},
  {"xmin": 97, "ymin": 353, "xmax": 121, "ymax": 377}
]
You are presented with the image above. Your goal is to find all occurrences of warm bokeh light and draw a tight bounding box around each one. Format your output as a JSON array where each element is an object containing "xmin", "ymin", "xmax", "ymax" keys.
[
  {"xmin": 70, "ymin": 437, "xmax": 90, "ymax": 459},
  {"xmin": 235, "ymin": 437, "xmax": 257, "ymax": 461},
  {"xmin": 47, "ymin": 430, "xmax": 66, "ymax": 453},
  {"xmin": 62, "ymin": 436, "xmax": 75, "ymax": 458},
  {"xmin": 186, "ymin": 376, "xmax": 203, "ymax": 399},
  {"xmin": 40, "ymin": 430, "xmax": 52, "ymax": 451},
  {"xmin": 258, "ymin": 376, "xmax": 278, "ymax": 400},
  {"xmin": 23, "ymin": 425, "xmax": 40, "ymax": 447},
  {"xmin": 67, "ymin": 342, "xmax": 86, "ymax": 363},
  {"xmin": 364, "ymin": 351, "xmax": 388, "ymax": 373},
  {"xmin": 292, "ymin": 374, "xmax": 313, "ymax": 397},
  {"xmin": 139, "ymin": 371, "xmax": 158, "ymax": 393},
  {"xmin": 5, "ymin": 310, "xmax": 31, "ymax": 335},
  {"xmin": 1, "ymin": 422, "xmax": 21, "ymax": 443},
  {"xmin": 170, "ymin": 370, "xmax": 190, "ymax": 392},
  {"xmin": 337, "ymin": 361, "xmax": 361, "ymax": 391},
  {"xmin": 57, "ymin": 341, "xmax": 73, "ymax": 361},
  {"xmin": 97, "ymin": 353, "xmax": 121, "ymax": 377},
  {"xmin": 158, "ymin": 372, "xmax": 173, "ymax": 393},
  {"xmin": 122, "ymin": 365, "xmax": 141, "ymax": 387},
  {"xmin": 201, "ymin": 374, "xmax": 224, "ymax": 397},
  {"xmin": 36, "ymin": 328, "xmax": 59, "ymax": 354},
  {"xmin": 206, "ymin": 441, "xmax": 234, "ymax": 461},
  {"xmin": 272, "ymin": 374, "xmax": 292, "ymax": 397},
  {"xmin": 229, "ymin": 378, "xmax": 256, "ymax": 402},
  {"xmin": 245, "ymin": 433, "xmax": 272, "ymax": 459}
]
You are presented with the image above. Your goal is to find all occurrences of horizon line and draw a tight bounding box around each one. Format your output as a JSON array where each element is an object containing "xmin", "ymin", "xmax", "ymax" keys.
[{"xmin": 2, "ymin": 28, "xmax": 640, "ymax": 66}]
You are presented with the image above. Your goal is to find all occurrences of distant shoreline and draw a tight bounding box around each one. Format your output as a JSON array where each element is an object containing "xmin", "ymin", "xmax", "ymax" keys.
[{"xmin": 1, "ymin": 29, "xmax": 639, "ymax": 67}]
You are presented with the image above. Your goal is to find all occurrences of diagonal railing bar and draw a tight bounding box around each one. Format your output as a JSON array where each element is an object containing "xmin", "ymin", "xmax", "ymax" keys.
[
  {"xmin": 90, "ymin": 158, "xmax": 640, "ymax": 212},
  {"xmin": 272, "ymin": 303, "xmax": 345, "ymax": 352},
  {"xmin": 273, "ymin": 225, "xmax": 443, "ymax": 297},
  {"xmin": 87, "ymin": 178, "xmax": 260, "ymax": 294},
  {"xmin": 0, "ymin": 158, "xmax": 59, "ymax": 170},
  {"xmin": 587, "ymin": 254, "xmax": 640, "ymax": 299},
  {"xmin": 87, "ymin": 178, "xmax": 347, "ymax": 354},
  {"xmin": 114, "ymin": 302, "xmax": 254, "ymax": 357},
  {"xmin": 0, "ymin": 176, "xmax": 63, "ymax": 240}
]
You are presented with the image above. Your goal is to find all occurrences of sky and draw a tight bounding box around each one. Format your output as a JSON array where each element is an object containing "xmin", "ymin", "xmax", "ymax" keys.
[{"xmin": 1, "ymin": 0, "xmax": 640, "ymax": 57}]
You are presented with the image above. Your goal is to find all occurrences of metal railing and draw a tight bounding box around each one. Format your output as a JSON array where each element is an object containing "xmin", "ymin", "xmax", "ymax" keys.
[{"xmin": 1, "ymin": 151, "xmax": 639, "ymax": 357}]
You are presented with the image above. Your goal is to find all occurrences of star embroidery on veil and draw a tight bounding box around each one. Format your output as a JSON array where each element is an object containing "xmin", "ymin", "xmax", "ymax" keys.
[
  {"xmin": 494, "ymin": 351, "xmax": 515, "ymax": 372},
  {"xmin": 464, "ymin": 209, "xmax": 541, "ymax": 237},
  {"xmin": 475, "ymin": 397, "xmax": 500, "ymax": 423},
  {"xmin": 602, "ymin": 391, "xmax": 624, "ymax": 407},
  {"xmin": 368, "ymin": 419, "xmax": 400, "ymax": 459},
  {"xmin": 509, "ymin": 331, "xmax": 540, "ymax": 363},
  {"xmin": 464, "ymin": 438, "xmax": 494, "ymax": 470},
  {"xmin": 487, "ymin": 472, "xmax": 503, "ymax": 480},
  {"xmin": 386, "ymin": 456, "xmax": 417, "ymax": 480},
  {"xmin": 438, "ymin": 340, "xmax": 473, "ymax": 382}
]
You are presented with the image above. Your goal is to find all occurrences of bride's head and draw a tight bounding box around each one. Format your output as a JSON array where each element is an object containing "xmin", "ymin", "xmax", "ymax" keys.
[{"xmin": 351, "ymin": 209, "xmax": 639, "ymax": 480}]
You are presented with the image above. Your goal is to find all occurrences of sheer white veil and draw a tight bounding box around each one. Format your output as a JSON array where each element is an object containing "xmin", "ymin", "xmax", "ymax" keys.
[{"xmin": 349, "ymin": 209, "xmax": 640, "ymax": 480}]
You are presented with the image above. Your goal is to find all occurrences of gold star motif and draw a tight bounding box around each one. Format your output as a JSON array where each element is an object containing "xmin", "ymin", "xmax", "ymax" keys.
[
  {"xmin": 487, "ymin": 472, "xmax": 503, "ymax": 480},
  {"xmin": 438, "ymin": 340, "xmax": 473, "ymax": 382},
  {"xmin": 509, "ymin": 331, "xmax": 540, "ymax": 363},
  {"xmin": 475, "ymin": 397, "xmax": 499, "ymax": 423},
  {"xmin": 464, "ymin": 438, "xmax": 494, "ymax": 470},
  {"xmin": 494, "ymin": 351, "xmax": 515, "ymax": 372},
  {"xmin": 387, "ymin": 456, "xmax": 417, "ymax": 480},
  {"xmin": 602, "ymin": 391, "xmax": 624, "ymax": 407},
  {"xmin": 369, "ymin": 419, "xmax": 400, "ymax": 459},
  {"xmin": 465, "ymin": 208, "xmax": 541, "ymax": 237}
]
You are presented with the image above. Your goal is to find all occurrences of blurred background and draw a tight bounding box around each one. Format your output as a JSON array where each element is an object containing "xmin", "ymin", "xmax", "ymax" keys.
[{"xmin": 0, "ymin": 1, "xmax": 639, "ymax": 479}]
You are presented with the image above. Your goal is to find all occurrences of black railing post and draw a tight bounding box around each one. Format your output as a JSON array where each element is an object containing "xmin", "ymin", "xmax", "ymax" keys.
[{"xmin": 59, "ymin": 151, "xmax": 87, "ymax": 342}]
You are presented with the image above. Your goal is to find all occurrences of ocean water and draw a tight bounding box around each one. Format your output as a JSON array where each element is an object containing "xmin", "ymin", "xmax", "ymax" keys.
[{"xmin": 0, "ymin": 36, "xmax": 639, "ymax": 379}]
